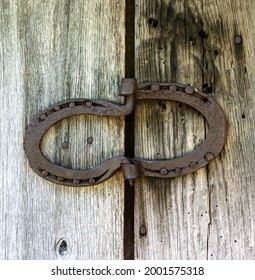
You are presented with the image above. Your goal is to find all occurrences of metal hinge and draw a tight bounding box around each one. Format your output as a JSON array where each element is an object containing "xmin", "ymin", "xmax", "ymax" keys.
[{"xmin": 24, "ymin": 78, "xmax": 227, "ymax": 187}]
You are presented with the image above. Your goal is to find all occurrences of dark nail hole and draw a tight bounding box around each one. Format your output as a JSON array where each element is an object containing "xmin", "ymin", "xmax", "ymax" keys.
[
  {"xmin": 242, "ymin": 113, "xmax": 246, "ymax": 119},
  {"xmin": 202, "ymin": 98, "xmax": 208, "ymax": 103},
  {"xmin": 214, "ymin": 50, "xmax": 219, "ymax": 56},
  {"xmin": 203, "ymin": 83, "xmax": 208, "ymax": 89},
  {"xmin": 178, "ymin": 104, "xmax": 182, "ymax": 108},
  {"xmin": 199, "ymin": 29, "xmax": 209, "ymax": 39},
  {"xmin": 206, "ymin": 86, "xmax": 213, "ymax": 93},
  {"xmin": 158, "ymin": 101, "xmax": 166, "ymax": 110},
  {"xmin": 148, "ymin": 18, "xmax": 158, "ymax": 28},
  {"xmin": 189, "ymin": 36, "xmax": 196, "ymax": 45}
]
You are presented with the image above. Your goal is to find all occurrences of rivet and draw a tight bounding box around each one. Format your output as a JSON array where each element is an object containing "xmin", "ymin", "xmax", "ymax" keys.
[
  {"xmin": 40, "ymin": 114, "xmax": 47, "ymax": 120},
  {"xmin": 234, "ymin": 36, "xmax": 242, "ymax": 44},
  {"xmin": 57, "ymin": 176, "xmax": 64, "ymax": 182},
  {"xmin": 139, "ymin": 225, "xmax": 147, "ymax": 236},
  {"xmin": 42, "ymin": 170, "xmax": 48, "ymax": 177},
  {"xmin": 62, "ymin": 142, "xmax": 68, "ymax": 149},
  {"xmin": 89, "ymin": 178, "xmax": 95, "ymax": 184},
  {"xmin": 185, "ymin": 86, "xmax": 194, "ymax": 94},
  {"xmin": 73, "ymin": 179, "xmax": 80, "ymax": 185},
  {"xmin": 54, "ymin": 105, "xmax": 60, "ymax": 111},
  {"xmin": 87, "ymin": 137, "xmax": 93, "ymax": 144},
  {"xmin": 86, "ymin": 101, "xmax": 93, "ymax": 107},
  {"xmin": 151, "ymin": 84, "xmax": 160, "ymax": 91},
  {"xmin": 160, "ymin": 168, "xmax": 168, "ymax": 175},
  {"xmin": 189, "ymin": 161, "xmax": 196, "ymax": 169},
  {"xmin": 205, "ymin": 153, "xmax": 214, "ymax": 161},
  {"xmin": 175, "ymin": 168, "xmax": 182, "ymax": 175},
  {"xmin": 69, "ymin": 102, "xmax": 75, "ymax": 108},
  {"xmin": 169, "ymin": 85, "xmax": 177, "ymax": 92}
]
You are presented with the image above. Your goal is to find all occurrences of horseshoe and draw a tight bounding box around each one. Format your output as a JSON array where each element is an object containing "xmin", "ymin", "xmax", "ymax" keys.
[{"xmin": 24, "ymin": 78, "xmax": 227, "ymax": 186}]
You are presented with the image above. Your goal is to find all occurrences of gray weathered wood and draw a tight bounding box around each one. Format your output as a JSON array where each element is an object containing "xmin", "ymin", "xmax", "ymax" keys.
[
  {"xmin": 0, "ymin": 0, "xmax": 125, "ymax": 259},
  {"xmin": 134, "ymin": 0, "xmax": 255, "ymax": 259}
]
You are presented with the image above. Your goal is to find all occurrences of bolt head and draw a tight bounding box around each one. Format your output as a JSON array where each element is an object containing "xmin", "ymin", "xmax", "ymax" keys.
[
  {"xmin": 185, "ymin": 86, "xmax": 194, "ymax": 94},
  {"xmin": 54, "ymin": 105, "xmax": 60, "ymax": 111},
  {"xmin": 42, "ymin": 170, "xmax": 48, "ymax": 177},
  {"xmin": 160, "ymin": 168, "xmax": 168, "ymax": 175},
  {"xmin": 62, "ymin": 142, "xmax": 68, "ymax": 149},
  {"xmin": 175, "ymin": 168, "xmax": 182, "ymax": 175},
  {"xmin": 73, "ymin": 179, "xmax": 80, "ymax": 185},
  {"xmin": 189, "ymin": 161, "xmax": 196, "ymax": 169},
  {"xmin": 139, "ymin": 225, "xmax": 147, "ymax": 236},
  {"xmin": 235, "ymin": 36, "xmax": 242, "ymax": 44},
  {"xmin": 86, "ymin": 101, "xmax": 93, "ymax": 107},
  {"xmin": 87, "ymin": 137, "xmax": 93, "ymax": 144},
  {"xmin": 205, "ymin": 153, "xmax": 214, "ymax": 161},
  {"xmin": 89, "ymin": 178, "xmax": 96, "ymax": 184},
  {"xmin": 151, "ymin": 84, "xmax": 160, "ymax": 91},
  {"xmin": 57, "ymin": 176, "xmax": 64, "ymax": 182},
  {"xmin": 169, "ymin": 85, "xmax": 177, "ymax": 92},
  {"xmin": 40, "ymin": 114, "xmax": 47, "ymax": 120}
]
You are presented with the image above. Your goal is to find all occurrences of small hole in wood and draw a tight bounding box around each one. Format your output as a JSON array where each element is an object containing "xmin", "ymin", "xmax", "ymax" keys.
[
  {"xmin": 56, "ymin": 238, "xmax": 68, "ymax": 256},
  {"xmin": 242, "ymin": 113, "xmax": 246, "ymax": 119},
  {"xmin": 148, "ymin": 18, "xmax": 158, "ymax": 28}
]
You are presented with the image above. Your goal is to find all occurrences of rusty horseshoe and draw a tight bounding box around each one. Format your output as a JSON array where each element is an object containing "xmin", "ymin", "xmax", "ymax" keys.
[{"xmin": 24, "ymin": 78, "xmax": 227, "ymax": 187}]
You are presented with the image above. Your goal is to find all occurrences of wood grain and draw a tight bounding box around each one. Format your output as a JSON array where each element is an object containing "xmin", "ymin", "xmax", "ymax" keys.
[
  {"xmin": 134, "ymin": 0, "xmax": 255, "ymax": 259},
  {"xmin": 0, "ymin": 0, "xmax": 125, "ymax": 259}
]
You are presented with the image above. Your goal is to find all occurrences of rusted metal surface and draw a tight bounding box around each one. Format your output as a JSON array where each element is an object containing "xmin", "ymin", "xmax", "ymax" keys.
[{"xmin": 24, "ymin": 78, "xmax": 227, "ymax": 187}]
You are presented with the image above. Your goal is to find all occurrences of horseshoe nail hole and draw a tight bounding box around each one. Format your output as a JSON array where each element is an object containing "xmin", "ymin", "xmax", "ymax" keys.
[
  {"xmin": 202, "ymin": 97, "xmax": 208, "ymax": 103},
  {"xmin": 56, "ymin": 238, "xmax": 69, "ymax": 257}
]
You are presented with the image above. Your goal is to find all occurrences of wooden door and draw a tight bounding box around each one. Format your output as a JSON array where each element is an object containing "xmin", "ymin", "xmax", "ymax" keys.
[
  {"xmin": 134, "ymin": 0, "xmax": 255, "ymax": 259},
  {"xmin": 1, "ymin": 0, "xmax": 255, "ymax": 261},
  {"xmin": 0, "ymin": 0, "xmax": 126, "ymax": 259}
]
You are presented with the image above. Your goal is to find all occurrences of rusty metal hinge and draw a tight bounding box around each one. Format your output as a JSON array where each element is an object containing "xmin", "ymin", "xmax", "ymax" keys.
[{"xmin": 24, "ymin": 78, "xmax": 227, "ymax": 187}]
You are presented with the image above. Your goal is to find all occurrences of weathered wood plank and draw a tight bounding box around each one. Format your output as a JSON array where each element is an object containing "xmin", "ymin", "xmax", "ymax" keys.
[
  {"xmin": 0, "ymin": 0, "xmax": 125, "ymax": 259},
  {"xmin": 201, "ymin": 0, "xmax": 255, "ymax": 260},
  {"xmin": 135, "ymin": 0, "xmax": 255, "ymax": 260},
  {"xmin": 134, "ymin": 0, "xmax": 209, "ymax": 259}
]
